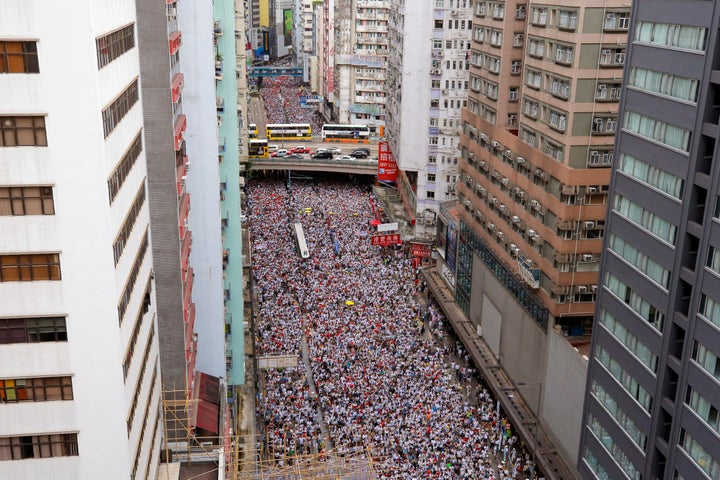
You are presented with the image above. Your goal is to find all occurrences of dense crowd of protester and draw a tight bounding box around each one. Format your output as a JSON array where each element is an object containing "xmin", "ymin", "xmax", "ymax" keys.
[
  {"xmin": 247, "ymin": 178, "xmax": 538, "ymax": 479},
  {"xmin": 258, "ymin": 74, "xmax": 324, "ymax": 132}
]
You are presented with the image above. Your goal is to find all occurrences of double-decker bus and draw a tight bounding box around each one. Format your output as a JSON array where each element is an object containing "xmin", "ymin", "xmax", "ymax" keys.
[
  {"xmin": 248, "ymin": 123, "xmax": 259, "ymax": 138},
  {"xmin": 248, "ymin": 138, "xmax": 268, "ymax": 158},
  {"xmin": 321, "ymin": 124, "xmax": 372, "ymax": 143},
  {"xmin": 266, "ymin": 123, "xmax": 312, "ymax": 140},
  {"xmin": 293, "ymin": 222, "xmax": 310, "ymax": 259}
]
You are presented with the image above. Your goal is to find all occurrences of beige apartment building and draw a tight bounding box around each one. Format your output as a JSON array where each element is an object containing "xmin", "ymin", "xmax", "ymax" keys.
[
  {"xmin": 446, "ymin": 1, "xmax": 629, "ymax": 468},
  {"xmin": 458, "ymin": 0, "xmax": 629, "ymax": 333}
]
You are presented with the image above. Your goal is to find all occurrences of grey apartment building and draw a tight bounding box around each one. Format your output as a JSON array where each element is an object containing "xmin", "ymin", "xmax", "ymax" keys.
[{"xmin": 579, "ymin": 2, "xmax": 720, "ymax": 479}]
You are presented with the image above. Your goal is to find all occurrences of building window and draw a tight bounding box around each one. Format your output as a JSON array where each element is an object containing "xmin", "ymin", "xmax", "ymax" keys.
[
  {"xmin": 108, "ymin": 131, "xmax": 143, "ymax": 204},
  {"xmin": 527, "ymin": 38, "xmax": 545, "ymax": 58},
  {"xmin": 0, "ymin": 317, "xmax": 68, "ymax": 344},
  {"xmin": 0, "ymin": 254, "xmax": 61, "ymax": 282},
  {"xmin": 617, "ymin": 153, "xmax": 683, "ymax": 199},
  {"xmin": 628, "ymin": 67, "xmax": 699, "ymax": 103},
  {"xmin": 510, "ymin": 60, "xmax": 522, "ymax": 75},
  {"xmin": 522, "ymin": 99, "xmax": 538, "ymax": 119},
  {"xmin": 547, "ymin": 110, "xmax": 567, "ymax": 132},
  {"xmin": 102, "ymin": 79, "xmax": 139, "ymax": 138},
  {"xmin": 599, "ymin": 48, "xmax": 626, "ymax": 67},
  {"xmin": 613, "ymin": 194, "xmax": 677, "ymax": 244},
  {"xmin": 530, "ymin": 7, "xmax": 547, "ymax": 26},
  {"xmin": 117, "ymin": 231, "xmax": 149, "ymax": 324},
  {"xmin": 700, "ymin": 294, "xmax": 720, "ymax": 329},
  {"xmin": 687, "ymin": 388, "xmax": 720, "ymax": 435},
  {"xmin": 599, "ymin": 309, "xmax": 658, "ymax": 372},
  {"xmin": 427, "ymin": 191, "xmax": 435, "ymax": 199},
  {"xmin": 96, "ymin": 24, "xmax": 135, "ymax": 69},
  {"xmin": 635, "ymin": 21, "xmax": 706, "ymax": 51},
  {"xmin": 609, "ymin": 233, "xmax": 669, "ymax": 288},
  {"xmin": 525, "ymin": 69, "xmax": 541, "ymax": 89},
  {"xmin": 113, "ymin": 183, "xmax": 147, "ymax": 266},
  {"xmin": 623, "ymin": 111, "xmax": 690, "ymax": 152},
  {"xmin": 604, "ymin": 12, "xmax": 630, "ymax": 31},
  {"xmin": 0, "ymin": 41, "xmax": 39, "ymax": 73},
  {"xmin": 679, "ymin": 430, "xmax": 720, "ymax": 479},
  {"xmin": 592, "ymin": 116, "xmax": 617, "ymax": 135},
  {"xmin": 595, "ymin": 346, "xmax": 652, "ymax": 413},
  {"xmin": 434, "ymin": 20, "xmax": 444, "ymax": 29},
  {"xmin": 595, "ymin": 82, "xmax": 622, "ymax": 102},
  {"xmin": 587, "ymin": 414, "xmax": 641, "ymax": 480},
  {"xmin": 583, "ymin": 448, "xmax": 611, "ymax": 480},
  {"xmin": 693, "ymin": 341, "xmax": 720, "ymax": 382},
  {"xmin": 489, "ymin": 30, "xmax": 502, "ymax": 47},
  {"xmin": 549, "ymin": 76, "xmax": 570, "ymax": 99},
  {"xmin": 554, "ymin": 44, "xmax": 574, "ymax": 65},
  {"xmin": 707, "ymin": 246, "xmax": 720, "ymax": 276},
  {"xmin": 0, "ymin": 377, "xmax": 73, "ymax": 403},
  {"xmin": 591, "ymin": 380, "xmax": 648, "ymax": 449},
  {"xmin": 0, "ymin": 434, "xmax": 79, "ymax": 461},
  {"xmin": 557, "ymin": 10, "xmax": 577, "ymax": 30},
  {"xmin": 0, "ymin": 116, "xmax": 47, "ymax": 147},
  {"xmin": 0, "ymin": 186, "xmax": 54, "ymax": 215},
  {"xmin": 604, "ymin": 272, "xmax": 665, "ymax": 331}
]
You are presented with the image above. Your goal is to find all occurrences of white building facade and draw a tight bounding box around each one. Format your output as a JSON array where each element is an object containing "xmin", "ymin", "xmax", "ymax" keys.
[
  {"xmin": 385, "ymin": 0, "xmax": 471, "ymax": 237},
  {"xmin": 0, "ymin": 1, "xmax": 161, "ymax": 478}
]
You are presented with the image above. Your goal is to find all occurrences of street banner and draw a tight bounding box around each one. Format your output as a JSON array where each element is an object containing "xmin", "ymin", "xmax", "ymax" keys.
[
  {"xmin": 371, "ymin": 233, "xmax": 402, "ymax": 247},
  {"xmin": 410, "ymin": 243, "xmax": 432, "ymax": 258},
  {"xmin": 377, "ymin": 141, "xmax": 398, "ymax": 182},
  {"xmin": 377, "ymin": 222, "xmax": 399, "ymax": 232}
]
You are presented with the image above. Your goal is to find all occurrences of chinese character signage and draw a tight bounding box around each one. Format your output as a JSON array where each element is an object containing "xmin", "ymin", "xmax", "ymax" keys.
[
  {"xmin": 377, "ymin": 141, "xmax": 398, "ymax": 182},
  {"xmin": 410, "ymin": 243, "xmax": 432, "ymax": 258},
  {"xmin": 371, "ymin": 233, "xmax": 402, "ymax": 247}
]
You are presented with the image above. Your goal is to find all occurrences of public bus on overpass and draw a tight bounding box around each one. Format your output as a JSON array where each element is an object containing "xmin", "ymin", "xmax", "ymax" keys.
[
  {"xmin": 321, "ymin": 124, "xmax": 372, "ymax": 143},
  {"xmin": 248, "ymin": 138, "xmax": 268, "ymax": 158},
  {"xmin": 248, "ymin": 123, "xmax": 259, "ymax": 138},
  {"xmin": 266, "ymin": 123, "xmax": 312, "ymax": 141}
]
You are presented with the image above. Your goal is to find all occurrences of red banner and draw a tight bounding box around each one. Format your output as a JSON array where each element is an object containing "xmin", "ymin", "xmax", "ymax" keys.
[
  {"xmin": 410, "ymin": 243, "xmax": 432, "ymax": 258},
  {"xmin": 371, "ymin": 233, "xmax": 402, "ymax": 247},
  {"xmin": 377, "ymin": 141, "xmax": 398, "ymax": 182}
]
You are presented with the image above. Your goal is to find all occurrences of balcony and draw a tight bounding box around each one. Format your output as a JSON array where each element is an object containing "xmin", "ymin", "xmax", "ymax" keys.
[
  {"xmin": 169, "ymin": 31, "xmax": 182, "ymax": 55},
  {"xmin": 173, "ymin": 114, "xmax": 187, "ymax": 151},
  {"xmin": 171, "ymin": 73, "xmax": 184, "ymax": 103}
]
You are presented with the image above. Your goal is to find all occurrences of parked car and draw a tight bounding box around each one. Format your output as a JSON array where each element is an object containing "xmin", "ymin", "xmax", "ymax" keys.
[
  {"xmin": 271, "ymin": 149, "xmax": 288, "ymax": 157},
  {"xmin": 349, "ymin": 150, "xmax": 368, "ymax": 158},
  {"xmin": 338, "ymin": 155, "xmax": 355, "ymax": 161},
  {"xmin": 268, "ymin": 144, "xmax": 279, "ymax": 152},
  {"xmin": 326, "ymin": 147, "xmax": 343, "ymax": 154},
  {"xmin": 311, "ymin": 151, "xmax": 334, "ymax": 159},
  {"xmin": 284, "ymin": 153, "xmax": 304, "ymax": 159},
  {"xmin": 352, "ymin": 147, "xmax": 370, "ymax": 155},
  {"xmin": 290, "ymin": 145, "xmax": 310, "ymax": 154}
]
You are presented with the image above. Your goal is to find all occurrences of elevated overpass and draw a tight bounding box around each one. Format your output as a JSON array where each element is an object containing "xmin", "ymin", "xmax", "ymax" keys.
[{"xmin": 250, "ymin": 157, "xmax": 379, "ymax": 176}]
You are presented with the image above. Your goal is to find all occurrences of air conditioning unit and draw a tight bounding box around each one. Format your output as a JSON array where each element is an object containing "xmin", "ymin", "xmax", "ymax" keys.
[
  {"xmin": 431, "ymin": 69, "xmax": 442, "ymax": 74},
  {"xmin": 487, "ymin": 223, "xmax": 496, "ymax": 231},
  {"xmin": 510, "ymin": 244, "xmax": 520, "ymax": 255},
  {"xmin": 480, "ymin": 133, "xmax": 489, "ymax": 140},
  {"xmin": 577, "ymin": 285, "xmax": 587, "ymax": 293},
  {"xmin": 502, "ymin": 178, "xmax": 510, "ymax": 186},
  {"xmin": 527, "ymin": 229, "xmax": 537, "ymax": 238},
  {"xmin": 497, "ymin": 231, "xmax": 505, "ymax": 239},
  {"xmin": 491, "ymin": 141, "xmax": 501, "ymax": 148},
  {"xmin": 516, "ymin": 156, "xmax": 526, "ymax": 164},
  {"xmin": 584, "ymin": 221, "xmax": 595, "ymax": 229},
  {"xmin": 530, "ymin": 199, "xmax": 541, "ymax": 208},
  {"xmin": 416, "ymin": 218, "xmax": 425, "ymax": 225},
  {"xmin": 582, "ymin": 254, "xmax": 594, "ymax": 262},
  {"xmin": 463, "ymin": 199, "xmax": 472, "ymax": 207},
  {"xmin": 512, "ymin": 215, "xmax": 521, "ymax": 223},
  {"xmin": 591, "ymin": 285, "xmax": 598, "ymax": 292},
  {"xmin": 588, "ymin": 186, "xmax": 598, "ymax": 194},
  {"xmin": 490, "ymin": 197, "xmax": 498, "ymax": 204},
  {"xmin": 504, "ymin": 149, "xmax": 513, "ymax": 157}
]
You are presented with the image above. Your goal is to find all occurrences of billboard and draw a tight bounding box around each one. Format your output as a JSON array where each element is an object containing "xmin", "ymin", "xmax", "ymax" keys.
[
  {"xmin": 283, "ymin": 9, "xmax": 292, "ymax": 46},
  {"xmin": 446, "ymin": 222, "xmax": 458, "ymax": 273},
  {"xmin": 371, "ymin": 234, "xmax": 402, "ymax": 247},
  {"xmin": 377, "ymin": 141, "xmax": 398, "ymax": 182}
]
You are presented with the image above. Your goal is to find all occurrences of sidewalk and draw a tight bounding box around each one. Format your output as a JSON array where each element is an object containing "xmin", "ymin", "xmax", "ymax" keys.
[{"xmin": 420, "ymin": 267, "xmax": 579, "ymax": 480}]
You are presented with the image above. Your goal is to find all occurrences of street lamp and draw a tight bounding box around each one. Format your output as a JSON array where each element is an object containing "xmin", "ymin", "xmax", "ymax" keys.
[{"xmin": 517, "ymin": 381, "xmax": 542, "ymax": 480}]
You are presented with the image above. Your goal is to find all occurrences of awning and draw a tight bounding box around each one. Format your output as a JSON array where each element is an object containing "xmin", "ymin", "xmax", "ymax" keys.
[{"xmin": 196, "ymin": 399, "xmax": 219, "ymax": 434}]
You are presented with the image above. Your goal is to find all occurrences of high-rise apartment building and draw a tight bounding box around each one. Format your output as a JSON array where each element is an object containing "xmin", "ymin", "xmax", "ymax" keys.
[
  {"xmin": 0, "ymin": 2, "xmax": 162, "ymax": 478},
  {"xmin": 385, "ymin": 0, "xmax": 471, "ymax": 238},
  {"xmin": 451, "ymin": 0, "xmax": 629, "ymax": 468},
  {"xmin": 333, "ymin": 0, "xmax": 389, "ymax": 128},
  {"xmin": 579, "ymin": 3, "xmax": 720, "ymax": 479}
]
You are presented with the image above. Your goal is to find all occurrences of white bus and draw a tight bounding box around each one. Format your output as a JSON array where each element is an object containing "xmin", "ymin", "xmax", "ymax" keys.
[
  {"xmin": 321, "ymin": 124, "xmax": 371, "ymax": 143},
  {"xmin": 293, "ymin": 222, "xmax": 310, "ymax": 259}
]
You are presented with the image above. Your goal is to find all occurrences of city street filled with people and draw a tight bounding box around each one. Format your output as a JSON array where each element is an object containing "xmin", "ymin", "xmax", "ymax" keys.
[{"xmin": 247, "ymin": 175, "xmax": 539, "ymax": 479}]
